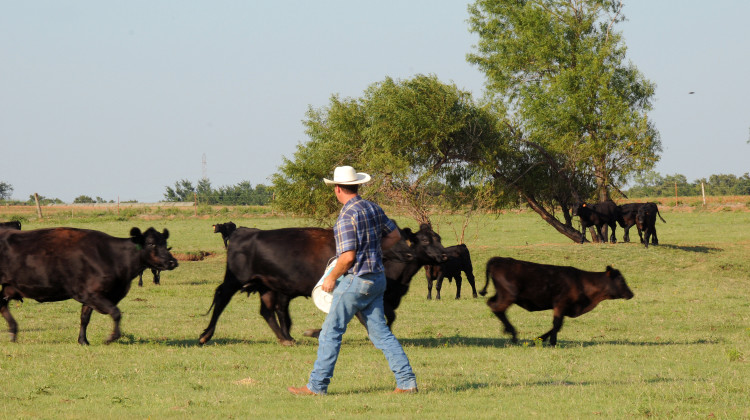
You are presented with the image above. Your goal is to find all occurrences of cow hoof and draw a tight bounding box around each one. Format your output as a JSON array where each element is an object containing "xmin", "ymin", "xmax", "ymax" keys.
[
  {"xmin": 105, "ymin": 334, "xmax": 120, "ymax": 344},
  {"xmin": 10, "ymin": 334, "xmax": 17, "ymax": 343},
  {"xmin": 280, "ymin": 339, "xmax": 295, "ymax": 347},
  {"xmin": 78, "ymin": 339, "xmax": 90, "ymax": 345},
  {"xmin": 302, "ymin": 329, "xmax": 321, "ymax": 338}
]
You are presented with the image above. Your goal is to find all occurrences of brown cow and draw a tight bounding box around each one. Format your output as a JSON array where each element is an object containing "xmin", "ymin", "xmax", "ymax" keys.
[
  {"xmin": 0, "ymin": 227, "xmax": 178, "ymax": 344},
  {"xmin": 480, "ymin": 257, "xmax": 633, "ymax": 346}
]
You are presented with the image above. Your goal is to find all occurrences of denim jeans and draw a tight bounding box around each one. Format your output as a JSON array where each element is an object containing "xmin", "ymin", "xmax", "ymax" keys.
[{"xmin": 307, "ymin": 271, "xmax": 417, "ymax": 394}]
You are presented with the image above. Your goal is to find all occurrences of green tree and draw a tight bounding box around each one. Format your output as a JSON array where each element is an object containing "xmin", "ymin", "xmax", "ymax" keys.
[
  {"xmin": 0, "ymin": 182, "xmax": 13, "ymax": 200},
  {"xmin": 272, "ymin": 74, "xmax": 502, "ymax": 225},
  {"xmin": 73, "ymin": 195, "xmax": 95, "ymax": 204},
  {"xmin": 164, "ymin": 179, "xmax": 196, "ymax": 202},
  {"xmin": 467, "ymin": 0, "xmax": 661, "ymax": 241}
]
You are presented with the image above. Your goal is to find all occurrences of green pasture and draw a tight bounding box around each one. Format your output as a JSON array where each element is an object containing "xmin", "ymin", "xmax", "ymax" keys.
[{"xmin": 1, "ymin": 209, "xmax": 748, "ymax": 418}]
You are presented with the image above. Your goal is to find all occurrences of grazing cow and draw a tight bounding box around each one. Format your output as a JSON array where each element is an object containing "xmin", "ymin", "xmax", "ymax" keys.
[
  {"xmin": 480, "ymin": 257, "xmax": 633, "ymax": 346},
  {"xmin": 573, "ymin": 200, "xmax": 621, "ymax": 243},
  {"xmin": 425, "ymin": 244, "xmax": 477, "ymax": 300},
  {"xmin": 213, "ymin": 221, "xmax": 237, "ymax": 248},
  {"xmin": 198, "ymin": 223, "xmax": 447, "ymax": 345},
  {"xmin": 0, "ymin": 227, "xmax": 178, "ymax": 344},
  {"xmin": 617, "ymin": 203, "xmax": 645, "ymax": 243},
  {"xmin": 636, "ymin": 202, "xmax": 666, "ymax": 248},
  {"xmin": 0, "ymin": 221, "xmax": 22, "ymax": 230},
  {"xmin": 137, "ymin": 268, "xmax": 161, "ymax": 287}
]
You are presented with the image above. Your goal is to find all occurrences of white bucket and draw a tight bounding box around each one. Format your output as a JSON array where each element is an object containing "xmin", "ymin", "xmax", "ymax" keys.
[{"xmin": 312, "ymin": 258, "xmax": 337, "ymax": 313}]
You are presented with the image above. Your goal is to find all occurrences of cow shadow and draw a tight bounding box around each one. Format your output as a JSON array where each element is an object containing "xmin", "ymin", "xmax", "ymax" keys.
[
  {"xmin": 659, "ymin": 244, "xmax": 723, "ymax": 253},
  {"xmin": 400, "ymin": 336, "xmax": 718, "ymax": 348}
]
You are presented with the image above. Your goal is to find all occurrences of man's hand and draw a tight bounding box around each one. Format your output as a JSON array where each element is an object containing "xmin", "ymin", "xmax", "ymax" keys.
[{"xmin": 322, "ymin": 250, "xmax": 355, "ymax": 293}]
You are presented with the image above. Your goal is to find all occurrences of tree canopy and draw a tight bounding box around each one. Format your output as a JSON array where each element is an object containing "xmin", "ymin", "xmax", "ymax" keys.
[
  {"xmin": 0, "ymin": 182, "xmax": 12, "ymax": 201},
  {"xmin": 271, "ymin": 74, "xmax": 504, "ymax": 226},
  {"xmin": 467, "ymin": 0, "xmax": 661, "ymax": 241}
]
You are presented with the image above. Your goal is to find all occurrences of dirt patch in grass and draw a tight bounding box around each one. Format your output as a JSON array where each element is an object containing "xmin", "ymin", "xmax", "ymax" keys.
[{"xmin": 173, "ymin": 251, "xmax": 215, "ymax": 261}]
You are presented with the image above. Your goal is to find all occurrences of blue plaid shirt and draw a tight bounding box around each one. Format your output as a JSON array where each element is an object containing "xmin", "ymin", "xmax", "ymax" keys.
[{"xmin": 334, "ymin": 196, "xmax": 397, "ymax": 276}]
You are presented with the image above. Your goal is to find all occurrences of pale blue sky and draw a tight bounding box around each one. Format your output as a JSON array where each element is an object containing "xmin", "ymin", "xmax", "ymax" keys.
[{"xmin": 2, "ymin": 1, "xmax": 748, "ymax": 202}]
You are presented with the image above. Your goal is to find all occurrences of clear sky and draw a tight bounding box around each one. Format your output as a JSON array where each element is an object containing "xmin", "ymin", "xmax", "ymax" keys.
[{"xmin": 2, "ymin": 1, "xmax": 748, "ymax": 203}]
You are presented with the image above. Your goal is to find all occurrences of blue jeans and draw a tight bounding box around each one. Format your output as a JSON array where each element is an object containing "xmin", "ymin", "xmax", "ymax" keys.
[{"xmin": 307, "ymin": 272, "xmax": 417, "ymax": 394}]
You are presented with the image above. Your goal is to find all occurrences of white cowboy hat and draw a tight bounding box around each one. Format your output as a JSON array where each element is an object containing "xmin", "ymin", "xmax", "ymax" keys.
[{"xmin": 323, "ymin": 165, "xmax": 371, "ymax": 186}]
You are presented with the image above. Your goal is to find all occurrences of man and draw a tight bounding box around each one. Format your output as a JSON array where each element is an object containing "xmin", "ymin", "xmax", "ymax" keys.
[{"xmin": 288, "ymin": 166, "xmax": 418, "ymax": 395}]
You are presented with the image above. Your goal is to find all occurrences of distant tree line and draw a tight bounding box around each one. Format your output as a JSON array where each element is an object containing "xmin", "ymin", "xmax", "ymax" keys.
[
  {"xmin": 625, "ymin": 171, "xmax": 750, "ymax": 197},
  {"xmin": 163, "ymin": 179, "xmax": 272, "ymax": 205}
]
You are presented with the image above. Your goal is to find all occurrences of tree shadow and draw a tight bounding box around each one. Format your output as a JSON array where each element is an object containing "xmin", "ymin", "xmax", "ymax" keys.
[{"xmin": 659, "ymin": 244, "xmax": 723, "ymax": 253}]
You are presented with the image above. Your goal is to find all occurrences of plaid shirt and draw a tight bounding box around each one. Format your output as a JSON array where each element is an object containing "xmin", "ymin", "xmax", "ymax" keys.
[{"xmin": 334, "ymin": 196, "xmax": 397, "ymax": 276}]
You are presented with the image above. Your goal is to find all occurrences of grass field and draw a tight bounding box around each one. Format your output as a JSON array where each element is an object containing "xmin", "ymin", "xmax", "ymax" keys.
[{"xmin": 0, "ymin": 205, "xmax": 748, "ymax": 419}]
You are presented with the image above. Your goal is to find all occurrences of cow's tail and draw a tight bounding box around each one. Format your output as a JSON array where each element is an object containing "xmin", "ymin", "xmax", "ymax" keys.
[
  {"xmin": 479, "ymin": 263, "xmax": 492, "ymax": 296},
  {"xmin": 657, "ymin": 209, "xmax": 666, "ymax": 223}
]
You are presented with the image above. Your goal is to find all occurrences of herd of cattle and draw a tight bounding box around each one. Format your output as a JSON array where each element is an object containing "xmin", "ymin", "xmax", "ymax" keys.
[{"xmin": 0, "ymin": 200, "xmax": 656, "ymax": 347}]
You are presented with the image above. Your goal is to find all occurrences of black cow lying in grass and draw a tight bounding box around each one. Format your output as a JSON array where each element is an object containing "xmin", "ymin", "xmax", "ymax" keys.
[{"xmin": 480, "ymin": 257, "xmax": 633, "ymax": 346}]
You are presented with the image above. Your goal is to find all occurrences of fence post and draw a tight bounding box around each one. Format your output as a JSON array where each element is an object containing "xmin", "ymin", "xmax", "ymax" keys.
[{"xmin": 34, "ymin": 193, "xmax": 43, "ymax": 219}]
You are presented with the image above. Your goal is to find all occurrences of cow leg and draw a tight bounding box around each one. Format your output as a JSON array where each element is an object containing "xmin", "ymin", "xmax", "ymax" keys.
[
  {"xmin": 539, "ymin": 314, "xmax": 565, "ymax": 346},
  {"xmin": 637, "ymin": 227, "xmax": 644, "ymax": 243},
  {"xmin": 466, "ymin": 270, "xmax": 478, "ymax": 298},
  {"xmin": 152, "ymin": 268, "xmax": 161, "ymax": 285},
  {"xmin": 487, "ymin": 294, "xmax": 518, "ymax": 343},
  {"xmin": 609, "ymin": 223, "xmax": 617, "ymax": 243},
  {"xmin": 435, "ymin": 274, "xmax": 444, "ymax": 300},
  {"xmin": 426, "ymin": 269, "xmax": 434, "ymax": 300},
  {"xmin": 623, "ymin": 226, "xmax": 630, "ymax": 243},
  {"xmin": 78, "ymin": 305, "xmax": 94, "ymax": 345},
  {"xmin": 273, "ymin": 294, "xmax": 295, "ymax": 344},
  {"xmin": 199, "ymin": 280, "xmax": 240, "ymax": 345},
  {"xmin": 259, "ymin": 292, "xmax": 294, "ymax": 346},
  {"xmin": 579, "ymin": 226, "xmax": 587, "ymax": 244},
  {"xmin": 0, "ymin": 299, "xmax": 18, "ymax": 342},
  {"xmin": 455, "ymin": 274, "xmax": 462, "ymax": 299},
  {"xmin": 643, "ymin": 229, "xmax": 651, "ymax": 248},
  {"xmin": 85, "ymin": 296, "xmax": 122, "ymax": 344},
  {"xmin": 651, "ymin": 228, "xmax": 659, "ymax": 245},
  {"xmin": 138, "ymin": 271, "xmax": 144, "ymax": 287}
]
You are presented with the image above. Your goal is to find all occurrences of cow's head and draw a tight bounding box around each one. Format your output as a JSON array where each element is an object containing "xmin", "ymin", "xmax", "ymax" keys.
[
  {"xmin": 130, "ymin": 227, "xmax": 179, "ymax": 272},
  {"xmin": 213, "ymin": 221, "xmax": 236, "ymax": 234},
  {"xmin": 605, "ymin": 266, "xmax": 634, "ymax": 300},
  {"xmin": 383, "ymin": 236, "xmax": 416, "ymax": 263},
  {"xmin": 400, "ymin": 224, "xmax": 447, "ymax": 265},
  {"xmin": 572, "ymin": 202, "xmax": 588, "ymax": 217}
]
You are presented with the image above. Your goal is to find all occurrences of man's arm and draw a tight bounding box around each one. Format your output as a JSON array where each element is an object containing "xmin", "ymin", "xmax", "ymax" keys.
[
  {"xmin": 321, "ymin": 250, "xmax": 355, "ymax": 293},
  {"xmin": 382, "ymin": 228, "xmax": 401, "ymax": 251}
]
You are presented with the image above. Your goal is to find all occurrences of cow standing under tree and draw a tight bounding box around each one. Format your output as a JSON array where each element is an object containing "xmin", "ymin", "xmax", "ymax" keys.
[
  {"xmin": 480, "ymin": 257, "xmax": 633, "ymax": 346},
  {"xmin": 425, "ymin": 244, "xmax": 477, "ymax": 300},
  {"xmin": 0, "ymin": 227, "xmax": 178, "ymax": 344},
  {"xmin": 617, "ymin": 203, "xmax": 646, "ymax": 243},
  {"xmin": 636, "ymin": 202, "xmax": 666, "ymax": 248},
  {"xmin": 198, "ymin": 223, "xmax": 447, "ymax": 346},
  {"xmin": 573, "ymin": 200, "xmax": 621, "ymax": 243}
]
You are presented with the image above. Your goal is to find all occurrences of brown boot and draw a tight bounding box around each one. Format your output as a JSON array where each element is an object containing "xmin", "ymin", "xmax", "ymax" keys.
[
  {"xmin": 393, "ymin": 387, "xmax": 418, "ymax": 394},
  {"xmin": 287, "ymin": 385, "xmax": 318, "ymax": 396}
]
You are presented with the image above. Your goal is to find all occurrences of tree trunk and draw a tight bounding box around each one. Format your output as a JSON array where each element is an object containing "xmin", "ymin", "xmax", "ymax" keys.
[{"xmin": 519, "ymin": 190, "xmax": 584, "ymax": 243}]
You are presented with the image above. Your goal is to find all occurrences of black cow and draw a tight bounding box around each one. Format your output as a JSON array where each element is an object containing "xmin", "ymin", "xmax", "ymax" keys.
[
  {"xmin": 137, "ymin": 268, "xmax": 161, "ymax": 287},
  {"xmin": 480, "ymin": 257, "xmax": 633, "ymax": 346},
  {"xmin": 425, "ymin": 244, "xmax": 477, "ymax": 300},
  {"xmin": 617, "ymin": 203, "xmax": 645, "ymax": 243},
  {"xmin": 213, "ymin": 221, "xmax": 237, "ymax": 248},
  {"xmin": 573, "ymin": 200, "xmax": 621, "ymax": 243},
  {"xmin": 198, "ymin": 223, "xmax": 446, "ymax": 345},
  {"xmin": 0, "ymin": 227, "xmax": 178, "ymax": 344},
  {"xmin": 0, "ymin": 221, "xmax": 22, "ymax": 230},
  {"xmin": 636, "ymin": 202, "xmax": 666, "ymax": 248}
]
